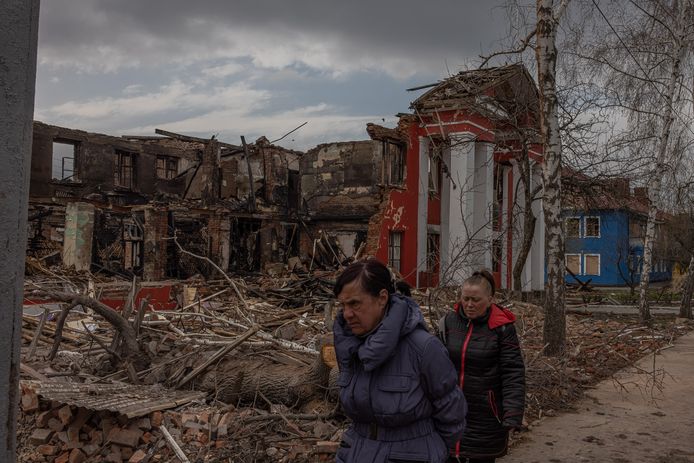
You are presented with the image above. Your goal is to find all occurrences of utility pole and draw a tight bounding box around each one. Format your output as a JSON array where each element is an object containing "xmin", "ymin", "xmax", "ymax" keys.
[{"xmin": 0, "ymin": 1, "xmax": 40, "ymax": 460}]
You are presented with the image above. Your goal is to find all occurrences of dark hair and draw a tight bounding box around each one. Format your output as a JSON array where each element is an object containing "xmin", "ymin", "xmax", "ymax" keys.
[
  {"xmin": 334, "ymin": 258, "xmax": 395, "ymax": 298},
  {"xmin": 464, "ymin": 269, "xmax": 496, "ymax": 296}
]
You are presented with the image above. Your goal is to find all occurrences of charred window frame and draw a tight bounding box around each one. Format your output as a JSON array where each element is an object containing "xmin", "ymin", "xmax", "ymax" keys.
[
  {"xmin": 388, "ymin": 231, "xmax": 403, "ymax": 272},
  {"xmin": 52, "ymin": 140, "xmax": 79, "ymax": 182},
  {"xmin": 156, "ymin": 155, "xmax": 178, "ymax": 180},
  {"xmin": 114, "ymin": 150, "xmax": 136, "ymax": 189},
  {"xmin": 382, "ymin": 141, "xmax": 405, "ymax": 186}
]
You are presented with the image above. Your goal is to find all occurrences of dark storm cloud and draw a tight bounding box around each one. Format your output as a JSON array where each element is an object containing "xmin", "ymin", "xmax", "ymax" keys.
[{"xmin": 38, "ymin": 0, "xmax": 511, "ymax": 74}]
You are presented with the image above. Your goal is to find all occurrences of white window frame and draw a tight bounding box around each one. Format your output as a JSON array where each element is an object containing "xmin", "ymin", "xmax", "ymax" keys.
[
  {"xmin": 583, "ymin": 253, "xmax": 601, "ymax": 276},
  {"xmin": 564, "ymin": 217, "xmax": 582, "ymax": 238},
  {"xmin": 566, "ymin": 253, "xmax": 582, "ymax": 275},
  {"xmin": 584, "ymin": 216, "xmax": 601, "ymax": 238}
]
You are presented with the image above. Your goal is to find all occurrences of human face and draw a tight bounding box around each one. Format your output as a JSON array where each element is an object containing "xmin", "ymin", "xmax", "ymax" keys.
[
  {"xmin": 460, "ymin": 283, "xmax": 493, "ymax": 320},
  {"xmin": 337, "ymin": 280, "xmax": 389, "ymax": 335}
]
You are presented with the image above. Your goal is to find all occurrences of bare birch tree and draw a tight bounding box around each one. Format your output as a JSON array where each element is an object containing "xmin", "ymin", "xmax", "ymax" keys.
[
  {"xmin": 536, "ymin": 0, "xmax": 571, "ymax": 355},
  {"xmin": 578, "ymin": 0, "xmax": 694, "ymax": 322}
]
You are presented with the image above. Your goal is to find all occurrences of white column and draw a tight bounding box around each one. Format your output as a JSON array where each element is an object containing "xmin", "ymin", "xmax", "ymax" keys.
[
  {"xmin": 416, "ymin": 137, "xmax": 429, "ymax": 287},
  {"xmin": 445, "ymin": 133, "xmax": 476, "ymax": 285},
  {"xmin": 440, "ymin": 144, "xmax": 452, "ymax": 275},
  {"xmin": 474, "ymin": 142, "xmax": 494, "ymax": 270}
]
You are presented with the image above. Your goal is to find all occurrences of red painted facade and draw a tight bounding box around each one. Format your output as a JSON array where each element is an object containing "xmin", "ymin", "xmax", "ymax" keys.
[{"xmin": 371, "ymin": 65, "xmax": 543, "ymax": 290}]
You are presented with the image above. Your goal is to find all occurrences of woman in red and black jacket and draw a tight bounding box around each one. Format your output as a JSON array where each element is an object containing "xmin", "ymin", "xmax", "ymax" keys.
[{"xmin": 438, "ymin": 269, "xmax": 525, "ymax": 463}]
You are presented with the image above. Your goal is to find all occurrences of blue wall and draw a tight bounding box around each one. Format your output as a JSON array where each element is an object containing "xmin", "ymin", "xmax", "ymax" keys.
[{"xmin": 561, "ymin": 210, "xmax": 671, "ymax": 287}]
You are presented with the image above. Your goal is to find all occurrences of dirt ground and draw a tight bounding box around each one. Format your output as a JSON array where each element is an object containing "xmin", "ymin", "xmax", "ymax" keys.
[{"xmin": 505, "ymin": 330, "xmax": 694, "ymax": 463}]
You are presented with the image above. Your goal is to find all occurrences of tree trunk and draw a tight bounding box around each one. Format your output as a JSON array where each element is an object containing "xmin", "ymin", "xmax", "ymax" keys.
[
  {"xmin": 637, "ymin": 0, "xmax": 689, "ymax": 324},
  {"xmin": 200, "ymin": 354, "xmax": 332, "ymax": 407},
  {"xmin": 512, "ymin": 145, "xmax": 537, "ymax": 298},
  {"xmin": 30, "ymin": 290, "xmax": 149, "ymax": 368},
  {"xmin": 536, "ymin": 0, "xmax": 567, "ymax": 356},
  {"xmin": 680, "ymin": 254, "xmax": 694, "ymax": 319}
]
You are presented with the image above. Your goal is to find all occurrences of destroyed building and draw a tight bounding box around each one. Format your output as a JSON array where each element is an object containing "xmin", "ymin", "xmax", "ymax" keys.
[
  {"xmin": 28, "ymin": 122, "xmax": 302, "ymax": 281},
  {"xmin": 27, "ymin": 64, "xmax": 546, "ymax": 292},
  {"xmin": 299, "ymin": 64, "xmax": 545, "ymax": 290}
]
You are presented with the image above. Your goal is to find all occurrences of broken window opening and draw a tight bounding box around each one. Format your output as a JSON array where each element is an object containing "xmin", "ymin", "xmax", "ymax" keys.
[
  {"xmin": 584, "ymin": 216, "xmax": 600, "ymax": 238},
  {"xmin": 156, "ymin": 155, "xmax": 178, "ymax": 180},
  {"xmin": 123, "ymin": 219, "xmax": 144, "ymax": 271},
  {"xmin": 427, "ymin": 143, "xmax": 443, "ymax": 195},
  {"xmin": 565, "ymin": 217, "xmax": 581, "ymax": 238},
  {"xmin": 52, "ymin": 140, "xmax": 78, "ymax": 181},
  {"xmin": 388, "ymin": 231, "xmax": 403, "ymax": 272},
  {"xmin": 383, "ymin": 141, "xmax": 405, "ymax": 186},
  {"xmin": 492, "ymin": 163, "xmax": 504, "ymax": 231},
  {"xmin": 114, "ymin": 150, "xmax": 136, "ymax": 189},
  {"xmin": 426, "ymin": 233, "xmax": 440, "ymax": 273},
  {"xmin": 230, "ymin": 219, "xmax": 261, "ymax": 272}
]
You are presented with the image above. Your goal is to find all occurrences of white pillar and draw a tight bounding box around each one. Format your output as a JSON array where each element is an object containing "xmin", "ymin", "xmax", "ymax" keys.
[
  {"xmin": 416, "ymin": 137, "xmax": 429, "ymax": 287},
  {"xmin": 445, "ymin": 133, "xmax": 476, "ymax": 285},
  {"xmin": 474, "ymin": 142, "xmax": 494, "ymax": 270},
  {"xmin": 440, "ymin": 144, "xmax": 452, "ymax": 277}
]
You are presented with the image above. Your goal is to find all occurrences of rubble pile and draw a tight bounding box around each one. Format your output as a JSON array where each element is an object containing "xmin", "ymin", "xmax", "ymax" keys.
[{"xmin": 17, "ymin": 265, "xmax": 693, "ymax": 462}]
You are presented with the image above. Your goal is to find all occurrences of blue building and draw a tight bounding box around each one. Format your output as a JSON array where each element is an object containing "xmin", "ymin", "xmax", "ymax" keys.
[{"xmin": 561, "ymin": 179, "xmax": 672, "ymax": 287}]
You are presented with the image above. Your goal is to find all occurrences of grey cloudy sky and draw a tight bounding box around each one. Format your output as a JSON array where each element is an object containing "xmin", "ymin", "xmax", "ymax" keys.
[{"xmin": 35, "ymin": 0, "xmax": 516, "ymax": 150}]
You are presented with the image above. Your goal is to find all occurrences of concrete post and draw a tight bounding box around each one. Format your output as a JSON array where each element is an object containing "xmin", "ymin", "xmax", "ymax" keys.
[
  {"xmin": 0, "ymin": 1, "xmax": 40, "ymax": 460},
  {"xmin": 62, "ymin": 202, "xmax": 96, "ymax": 271}
]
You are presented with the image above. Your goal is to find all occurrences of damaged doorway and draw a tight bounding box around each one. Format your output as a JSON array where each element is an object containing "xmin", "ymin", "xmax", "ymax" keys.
[{"xmin": 230, "ymin": 219, "xmax": 261, "ymax": 272}]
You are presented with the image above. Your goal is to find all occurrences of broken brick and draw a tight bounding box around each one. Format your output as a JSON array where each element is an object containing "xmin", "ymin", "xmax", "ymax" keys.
[
  {"xmin": 128, "ymin": 449, "xmax": 148, "ymax": 463},
  {"xmin": 48, "ymin": 417, "xmax": 65, "ymax": 432},
  {"xmin": 36, "ymin": 410, "xmax": 53, "ymax": 427},
  {"xmin": 150, "ymin": 411, "xmax": 163, "ymax": 428},
  {"xmin": 57, "ymin": 405, "xmax": 73, "ymax": 426},
  {"xmin": 29, "ymin": 428, "xmax": 53, "ymax": 445},
  {"xmin": 68, "ymin": 448, "xmax": 86, "ymax": 463},
  {"xmin": 108, "ymin": 428, "xmax": 142, "ymax": 448},
  {"xmin": 37, "ymin": 444, "xmax": 58, "ymax": 456},
  {"xmin": 21, "ymin": 389, "xmax": 39, "ymax": 413}
]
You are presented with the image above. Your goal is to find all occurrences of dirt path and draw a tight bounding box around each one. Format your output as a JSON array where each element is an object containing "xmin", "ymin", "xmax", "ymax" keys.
[{"xmin": 505, "ymin": 331, "xmax": 694, "ymax": 463}]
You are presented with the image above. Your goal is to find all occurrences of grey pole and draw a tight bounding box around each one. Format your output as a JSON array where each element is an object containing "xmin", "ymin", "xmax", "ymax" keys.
[{"xmin": 0, "ymin": 1, "xmax": 40, "ymax": 460}]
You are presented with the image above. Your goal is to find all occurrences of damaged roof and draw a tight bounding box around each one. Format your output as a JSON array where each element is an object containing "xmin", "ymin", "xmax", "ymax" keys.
[
  {"xmin": 22, "ymin": 380, "xmax": 206, "ymax": 418},
  {"xmin": 410, "ymin": 63, "xmax": 539, "ymax": 114}
]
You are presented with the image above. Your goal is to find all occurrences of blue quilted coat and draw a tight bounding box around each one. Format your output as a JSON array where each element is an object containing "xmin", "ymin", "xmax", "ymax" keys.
[{"xmin": 333, "ymin": 295, "xmax": 467, "ymax": 463}]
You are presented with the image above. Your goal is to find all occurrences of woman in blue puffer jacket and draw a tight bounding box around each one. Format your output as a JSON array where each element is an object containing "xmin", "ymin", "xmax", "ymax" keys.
[{"xmin": 333, "ymin": 259, "xmax": 467, "ymax": 463}]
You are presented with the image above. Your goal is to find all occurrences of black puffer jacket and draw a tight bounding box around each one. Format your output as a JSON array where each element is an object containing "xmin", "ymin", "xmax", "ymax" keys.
[{"xmin": 438, "ymin": 304, "xmax": 525, "ymax": 460}]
